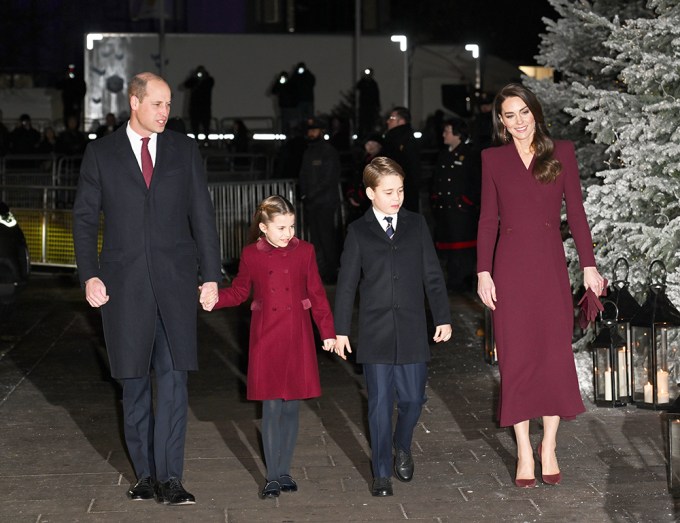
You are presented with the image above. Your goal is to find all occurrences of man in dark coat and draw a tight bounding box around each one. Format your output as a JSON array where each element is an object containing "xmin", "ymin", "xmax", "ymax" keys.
[
  {"xmin": 382, "ymin": 106, "xmax": 421, "ymax": 212},
  {"xmin": 272, "ymin": 71, "xmax": 299, "ymax": 136},
  {"xmin": 291, "ymin": 62, "xmax": 316, "ymax": 122},
  {"xmin": 356, "ymin": 68, "xmax": 381, "ymax": 139},
  {"xmin": 298, "ymin": 116, "xmax": 341, "ymax": 283},
  {"xmin": 9, "ymin": 114, "xmax": 41, "ymax": 154},
  {"xmin": 73, "ymin": 72, "xmax": 222, "ymax": 506},
  {"xmin": 183, "ymin": 65, "xmax": 214, "ymax": 135},
  {"xmin": 430, "ymin": 118, "xmax": 481, "ymax": 291}
]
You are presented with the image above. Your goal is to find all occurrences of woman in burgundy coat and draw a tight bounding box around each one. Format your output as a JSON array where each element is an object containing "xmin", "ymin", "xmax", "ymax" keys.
[
  {"xmin": 476, "ymin": 84, "xmax": 605, "ymax": 488},
  {"xmin": 211, "ymin": 196, "xmax": 336, "ymax": 499}
]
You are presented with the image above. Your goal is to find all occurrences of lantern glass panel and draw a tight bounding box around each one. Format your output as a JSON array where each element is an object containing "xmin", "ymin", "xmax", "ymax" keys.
[
  {"xmin": 656, "ymin": 326, "xmax": 679, "ymax": 405},
  {"xmin": 631, "ymin": 326, "xmax": 652, "ymax": 404},
  {"xmin": 669, "ymin": 415, "xmax": 680, "ymax": 494},
  {"xmin": 594, "ymin": 346, "xmax": 618, "ymax": 402},
  {"xmin": 617, "ymin": 323, "xmax": 633, "ymax": 397}
]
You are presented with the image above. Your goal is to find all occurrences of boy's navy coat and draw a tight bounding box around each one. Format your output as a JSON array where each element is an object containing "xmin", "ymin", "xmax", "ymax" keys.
[{"xmin": 334, "ymin": 207, "xmax": 451, "ymax": 364}]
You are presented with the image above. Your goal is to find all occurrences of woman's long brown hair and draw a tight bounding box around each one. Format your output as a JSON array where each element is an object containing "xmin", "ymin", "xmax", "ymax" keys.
[{"xmin": 491, "ymin": 83, "xmax": 562, "ymax": 183}]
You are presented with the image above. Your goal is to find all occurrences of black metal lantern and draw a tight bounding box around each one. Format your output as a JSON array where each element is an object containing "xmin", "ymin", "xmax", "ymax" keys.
[
  {"xmin": 631, "ymin": 260, "xmax": 680, "ymax": 409},
  {"xmin": 483, "ymin": 307, "xmax": 497, "ymax": 365},
  {"xmin": 606, "ymin": 258, "xmax": 641, "ymax": 400},
  {"xmin": 592, "ymin": 301, "xmax": 629, "ymax": 406}
]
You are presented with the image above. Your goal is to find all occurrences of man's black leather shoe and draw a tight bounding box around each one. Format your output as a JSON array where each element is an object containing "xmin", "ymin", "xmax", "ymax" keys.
[
  {"xmin": 394, "ymin": 448, "xmax": 414, "ymax": 482},
  {"xmin": 371, "ymin": 477, "xmax": 393, "ymax": 496},
  {"xmin": 127, "ymin": 477, "xmax": 155, "ymax": 500},
  {"xmin": 155, "ymin": 477, "xmax": 196, "ymax": 505}
]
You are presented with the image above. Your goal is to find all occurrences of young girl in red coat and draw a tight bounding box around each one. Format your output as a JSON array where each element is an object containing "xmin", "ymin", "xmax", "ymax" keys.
[{"xmin": 209, "ymin": 195, "xmax": 336, "ymax": 499}]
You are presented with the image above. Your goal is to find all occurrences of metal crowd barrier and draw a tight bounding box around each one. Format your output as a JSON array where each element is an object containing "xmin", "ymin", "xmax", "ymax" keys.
[
  {"xmin": 209, "ymin": 179, "xmax": 299, "ymax": 263},
  {"xmin": 0, "ymin": 154, "xmax": 57, "ymax": 187},
  {"xmin": 3, "ymin": 179, "xmax": 301, "ymax": 268},
  {"xmin": 203, "ymin": 152, "xmax": 272, "ymax": 180}
]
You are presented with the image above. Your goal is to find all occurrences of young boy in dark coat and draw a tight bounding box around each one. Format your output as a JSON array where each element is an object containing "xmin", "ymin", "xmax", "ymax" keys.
[{"xmin": 333, "ymin": 157, "xmax": 453, "ymax": 497}]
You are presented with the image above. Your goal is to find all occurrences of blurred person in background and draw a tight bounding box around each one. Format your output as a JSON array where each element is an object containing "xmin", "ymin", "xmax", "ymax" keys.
[
  {"xmin": 430, "ymin": 117, "xmax": 481, "ymax": 292},
  {"xmin": 272, "ymin": 71, "xmax": 298, "ymax": 136},
  {"xmin": 356, "ymin": 67, "xmax": 381, "ymax": 139},
  {"xmin": 291, "ymin": 62, "xmax": 316, "ymax": 122},
  {"xmin": 299, "ymin": 117, "xmax": 341, "ymax": 283},
  {"xmin": 382, "ymin": 107, "xmax": 421, "ymax": 212},
  {"xmin": 9, "ymin": 114, "xmax": 41, "ymax": 154},
  {"xmin": 183, "ymin": 65, "xmax": 214, "ymax": 135}
]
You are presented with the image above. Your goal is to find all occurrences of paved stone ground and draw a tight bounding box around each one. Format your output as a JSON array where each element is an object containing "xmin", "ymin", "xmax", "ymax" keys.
[{"xmin": 0, "ymin": 273, "xmax": 679, "ymax": 522}]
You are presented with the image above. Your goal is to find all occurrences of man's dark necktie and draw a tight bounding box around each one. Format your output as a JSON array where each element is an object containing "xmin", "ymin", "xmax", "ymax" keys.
[
  {"xmin": 384, "ymin": 216, "xmax": 395, "ymax": 239},
  {"xmin": 141, "ymin": 137, "xmax": 153, "ymax": 188}
]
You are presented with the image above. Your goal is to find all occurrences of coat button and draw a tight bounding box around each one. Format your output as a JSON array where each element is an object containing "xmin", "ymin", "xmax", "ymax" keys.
[
  {"xmin": 286, "ymin": 305, "xmax": 291, "ymax": 310},
  {"xmin": 393, "ymin": 275, "xmax": 399, "ymax": 280},
  {"xmin": 272, "ymin": 307, "xmax": 277, "ymax": 311},
  {"xmin": 283, "ymin": 268, "xmax": 289, "ymax": 273},
  {"xmin": 393, "ymin": 304, "xmax": 399, "ymax": 309}
]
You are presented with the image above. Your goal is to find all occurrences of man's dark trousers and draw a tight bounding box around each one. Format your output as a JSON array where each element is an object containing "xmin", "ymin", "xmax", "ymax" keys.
[{"xmin": 121, "ymin": 313, "xmax": 188, "ymax": 482}]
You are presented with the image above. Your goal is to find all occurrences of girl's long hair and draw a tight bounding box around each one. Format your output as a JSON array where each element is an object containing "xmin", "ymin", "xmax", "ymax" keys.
[
  {"xmin": 491, "ymin": 83, "xmax": 561, "ymax": 183},
  {"xmin": 247, "ymin": 195, "xmax": 296, "ymax": 244}
]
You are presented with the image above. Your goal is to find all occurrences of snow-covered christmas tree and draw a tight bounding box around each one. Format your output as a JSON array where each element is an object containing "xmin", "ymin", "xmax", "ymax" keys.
[
  {"xmin": 568, "ymin": 0, "xmax": 680, "ymax": 306},
  {"xmin": 525, "ymin": 0, "xmax": 649, "ymax": 184}
]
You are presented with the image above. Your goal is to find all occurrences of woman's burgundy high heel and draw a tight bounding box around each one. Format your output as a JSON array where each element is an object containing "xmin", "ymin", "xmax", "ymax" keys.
[
  {"xmin": 514, "ymin": 458, "xmax": 536, "ymax": 488},
  {"xmin": 537, "ymin": 443, "xmax": 562, "ymax": 485},
  {"xmin": 514, "ymin": 477, "xmax": 537, "ymax": 488}
]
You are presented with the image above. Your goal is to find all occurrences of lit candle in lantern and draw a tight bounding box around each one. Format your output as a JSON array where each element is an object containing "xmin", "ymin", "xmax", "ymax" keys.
[
  {"xmin": 644, "ymin": 382, "xmax": 653, "ymax": 403},
  {"xmin": 618, "ymin": 349, "xmax": 627, "ymax": 396},
  {"xmin": 604, "ymin": 369, "xmax": 613, "ymax": 401},
  {"xmin": 658, "ymin": 369, "xmax": 670, "ymax": 404}
]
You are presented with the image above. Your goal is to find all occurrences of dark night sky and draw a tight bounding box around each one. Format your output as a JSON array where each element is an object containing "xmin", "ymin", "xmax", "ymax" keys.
[
  {"xmin": 388, "ymin": 0, "xmax": 557, "ymax": 65},
  {"xmin": 0, "ymin": 0, "xmax": 557, "ymax": 85}
]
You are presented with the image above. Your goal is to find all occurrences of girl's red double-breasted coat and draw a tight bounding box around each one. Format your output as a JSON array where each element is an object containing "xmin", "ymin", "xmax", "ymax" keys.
[{"xmin": 215, "ymin": 237, "xmax": 335, "ymax": 400}]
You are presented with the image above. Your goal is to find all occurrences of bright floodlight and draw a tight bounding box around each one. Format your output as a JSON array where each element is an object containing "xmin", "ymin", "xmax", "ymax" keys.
[
  {"xmin": 87, "ymin": 33, "xmax": 104, "ymax": 50},
  {"xmin": 390, "ymin": 35, "xmax": 407, "ymax": 52},
  {"xmin": 465, "ymin": 44, "xmax": 479, "ymax": 59}
]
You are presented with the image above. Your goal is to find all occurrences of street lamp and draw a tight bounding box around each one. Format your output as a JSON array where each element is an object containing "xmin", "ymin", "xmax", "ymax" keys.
[
  {"xmin": 465, "ymin": 43, "xmax": 481, "ymax": 104},
  {"xmin": 390, "ymin": 35, "xmax": 409, "ymax": 107}
]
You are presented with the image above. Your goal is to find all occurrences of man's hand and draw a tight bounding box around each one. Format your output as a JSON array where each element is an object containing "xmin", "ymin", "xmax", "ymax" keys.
[
  {"xmin": 199, "ymin": 281, "xmax": 218, "ymax": 311},
  {"xmin": 85, "ymin": 277, "xmax": 109, "ymax": 308},
  {"xmin": 333, "ymin": 335, "xmax": 352, "ymax": 360}
]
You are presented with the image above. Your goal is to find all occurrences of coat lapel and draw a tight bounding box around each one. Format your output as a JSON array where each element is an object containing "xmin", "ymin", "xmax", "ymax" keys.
[
  {"xmin": 364, "ymin": 208, "xmax": 391, "ymax": 242},
  {"xmin": 112, "ymin": 125, "xmax": 148, "ymax": 189},
  {"xmin": 153, "ymin": 130, "xmax": 178, "ymax": 185}
]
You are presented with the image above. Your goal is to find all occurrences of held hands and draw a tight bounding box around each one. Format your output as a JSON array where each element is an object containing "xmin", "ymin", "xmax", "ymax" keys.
[
  {"xmin": 332, "ymin": 335, "xmax": 352, "ymax": 360},
  {"xmin": 477, "ymin": 271, "xmax": 497, "ymax": 310},
  {"xmin": 199, "ymin": 282, "xmax": 218, "ymax": 311},
  {"xmin": 321, "ymin": 338, "xmax": 336, "ymax": 352},
  {"xmin": 433, "ymin": 324, "xmax": 452, "ymax": 343},
  {"xmin": 583, "ymin": 266, "xmax": 606, "ymax": 296},
  {"xmin": 85, "ymin": 277, "xmax": 109, "ymax": 308}
]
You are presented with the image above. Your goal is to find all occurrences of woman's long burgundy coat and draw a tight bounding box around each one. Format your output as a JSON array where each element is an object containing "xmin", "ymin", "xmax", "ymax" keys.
[{"xmin": 215, "ymin": 237, "xmax": 335, "ymax": 400}]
